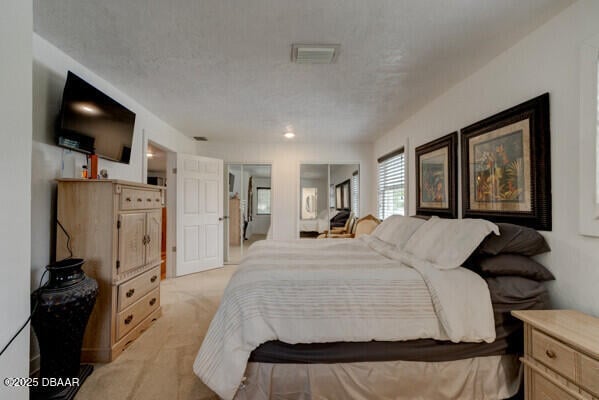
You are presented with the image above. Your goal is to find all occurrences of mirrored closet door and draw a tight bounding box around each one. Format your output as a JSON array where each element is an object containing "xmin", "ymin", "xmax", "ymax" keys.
[
  {"xmin": 298, "ymin": 163, "xmax": 359, "ymax": 239},
  {"xmin": 225, "ymin": 163, "xmax": 272, "ymax": 264}
]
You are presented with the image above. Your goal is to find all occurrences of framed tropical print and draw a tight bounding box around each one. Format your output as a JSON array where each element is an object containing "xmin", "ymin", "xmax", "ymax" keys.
[
  {"xmin": 415, "ymin": 132, "xmax": 458, "ymax": 218},
  {"xmin": 301, "ymin": 187, "xmax": 317, "ymax": 220},
  {"xmin": 461, "ymin": 93, "xmax": 551, "ymax": 230}
]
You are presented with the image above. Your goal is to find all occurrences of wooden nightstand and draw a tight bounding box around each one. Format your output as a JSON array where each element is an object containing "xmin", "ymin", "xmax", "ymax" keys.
[{"xmin": 512, "ymin": 310, "xmax": 599, "ymax": 400}]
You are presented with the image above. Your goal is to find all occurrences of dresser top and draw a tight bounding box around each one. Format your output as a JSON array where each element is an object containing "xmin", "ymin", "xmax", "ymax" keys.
[
  {"xmin": 512, "ymin": 310, "xmax": 599, "ymax": 358},
  {"xmin": 56, "ymin": 178, "xmax": 165, "ymax": 190}
]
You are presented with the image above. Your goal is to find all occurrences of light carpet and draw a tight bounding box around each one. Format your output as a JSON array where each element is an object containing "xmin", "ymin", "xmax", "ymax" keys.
[{"xmin": 75, "ymin": 266, "xmax": 236, "ymax": 400}]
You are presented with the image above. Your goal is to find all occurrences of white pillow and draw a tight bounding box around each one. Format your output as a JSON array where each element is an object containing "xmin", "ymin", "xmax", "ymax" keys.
[
  {"xmin": 371, "ymin": 215, "xmax": 426, "ymax": 249},
  {"xmin": 403, "ymin": 217, "xmax": 499, "ymax": 269}
]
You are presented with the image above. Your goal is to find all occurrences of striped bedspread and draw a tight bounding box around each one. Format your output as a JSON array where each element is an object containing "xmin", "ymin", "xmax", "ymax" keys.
[{"xmin": 193, "ymin": 238, "xmax": 495, "ymax": 400}]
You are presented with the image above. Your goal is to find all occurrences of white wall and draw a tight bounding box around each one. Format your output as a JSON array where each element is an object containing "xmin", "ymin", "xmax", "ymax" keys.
[
  {"xmin": 0, "ymin": 1, "xmax": 32, "ymax": 399},
  {"xmin": 375, "ymin": 0, "xmax": 599, "ymax": 317},
  {"xmin": 30, "ymin": 34, "xmax": 197, "ymax": 367},
  {"xmin": 199, "ymin": 142, "xmax": 375, "ymax": 240}
]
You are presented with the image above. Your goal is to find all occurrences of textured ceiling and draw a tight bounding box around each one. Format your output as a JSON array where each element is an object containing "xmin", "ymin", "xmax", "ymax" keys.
[{"xmin": 34, "ymin": 0, "xmax": 573, "ymax": 143}]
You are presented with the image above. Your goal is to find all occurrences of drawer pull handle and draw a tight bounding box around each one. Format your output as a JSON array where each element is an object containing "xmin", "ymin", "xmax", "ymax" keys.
[
  {"xmin": 126, "ymin": 289, "xmax": 135, "ymax": 298},
  {"xmin": 137, "ymin": 198, "xmax": 143, "ymax": 202},
  {"xmin": 147, "ymin": 236, "xmax": 151, "ymax": 244},
  {"xmin": 149, "ymin": 298, "xmax": 157, "ymax": 306},
  {"xmin": 147, "ymin": 198, "xmax": 152, "ymax": 201},
  {"xmin": 155, "ymin": 198, "xmax": 160, "ymax": 202},
  {"xmin": 124, "ymin": 315, "xmax": 133, "ymax": 325},
  {"xmin": 126, "ymin": 197, "xmax": 132, "ymax": 202},
  {"xmin": 545, "ymin": 349, "xmax": 556, "ymax": 359},
  {"xmin": 150, "ymin": 275, "xmax": 158, "ymax": 283}
]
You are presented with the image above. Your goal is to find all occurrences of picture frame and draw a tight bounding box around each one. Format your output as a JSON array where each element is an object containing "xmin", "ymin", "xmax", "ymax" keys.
[
  {"xmin": 301, "ymin": 187, "xmax": 317, "ymax": 220},
  {"xmin": 415, "ymin": 132, "xmax": 458, "ymax": 218},
  {"xmin": 335, "ymin": 179, "xmax": 351, "ymax": 210},
  {"xmin": 461, "ymin": 93, "xmax": 551, "ymax": 230},
  {"xmin": 335, "ymin": 186, "xmax": 342, "ymax": 209}
]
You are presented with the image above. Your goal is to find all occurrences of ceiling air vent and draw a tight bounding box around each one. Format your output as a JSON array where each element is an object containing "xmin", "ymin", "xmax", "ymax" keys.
[
  {"xmin": 291, "ymin": 44, "xmax": 340, "ymax": 64},
  {"xmin": 193, "ymin": 136, "xmax": 208, "ymax": 141}
]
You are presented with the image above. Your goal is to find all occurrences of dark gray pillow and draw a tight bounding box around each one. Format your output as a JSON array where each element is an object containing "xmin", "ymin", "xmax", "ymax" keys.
[
  {"xmin": 485, "ymin": 276, "xmax": 548, "ymax": 305},
  {"xmin": 478, "ymin": 223, "xmax": 550, "ymax": 256},
  {"xmin": 479, "ymin": 254, "xmax": 555, "ymax": 281}
]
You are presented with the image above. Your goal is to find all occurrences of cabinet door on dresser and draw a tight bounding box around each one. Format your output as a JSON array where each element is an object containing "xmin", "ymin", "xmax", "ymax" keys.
[
  {"xmin": 145, "ymin": 210, "xmax": 162, "ymax": 266},
  {"xmin": 118, "ymin": 213, "xmax": 147, "ymax": 274}
]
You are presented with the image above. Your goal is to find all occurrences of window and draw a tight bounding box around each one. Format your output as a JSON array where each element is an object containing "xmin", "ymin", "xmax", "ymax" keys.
[
  {"xmin": 329, "ymin": 184, "xmax": 335, "ymax": 210},
  {"xmin": 378, "ymin": 148, "xmax": 405, "ymax": 219},
  {"xmin": 352, "ymin": 170, "xmax": 359, "ymax": 216},
  {"xmin": 256, "ymin": 187, "xmax": 271, "ymax": 215}
]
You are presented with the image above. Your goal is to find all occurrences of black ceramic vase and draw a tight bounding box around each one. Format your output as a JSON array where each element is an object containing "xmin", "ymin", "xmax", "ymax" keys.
[{"xmin": 31, "ymin": 258, "xmax": 98, "ymax": 399}]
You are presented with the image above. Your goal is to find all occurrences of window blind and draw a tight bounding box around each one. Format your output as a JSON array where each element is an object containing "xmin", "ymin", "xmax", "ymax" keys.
[
  {"xmin": 377, "ymin": 148, "xmax": 405, "ymax": 219},
  {"xmin": 352, "ymin": 171, "xmax": 359, "ymax": 216},
  {"xmin": 256, "ymin": 187, "xmax": 271, "ymax": 215}
]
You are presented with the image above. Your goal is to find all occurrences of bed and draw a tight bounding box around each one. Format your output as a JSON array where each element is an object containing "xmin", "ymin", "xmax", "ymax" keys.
[
  {"xmin": 299, "ymin": 210, "xmax": 332, "ymax": 235},
  {"xmin": 194, "ymin": 216, "xmax": 552, "ymax": 400}
]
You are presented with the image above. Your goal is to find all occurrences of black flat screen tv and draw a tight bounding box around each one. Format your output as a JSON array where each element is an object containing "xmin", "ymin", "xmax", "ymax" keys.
[{"xmin": 56, "ymin": 71, "xmax": 136, "ymax": 164}]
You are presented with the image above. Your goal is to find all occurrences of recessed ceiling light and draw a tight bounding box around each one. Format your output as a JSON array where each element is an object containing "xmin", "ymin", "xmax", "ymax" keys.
[{"xmin": 284, "ymin": 132, "xmax": 295, "ymax": 139}]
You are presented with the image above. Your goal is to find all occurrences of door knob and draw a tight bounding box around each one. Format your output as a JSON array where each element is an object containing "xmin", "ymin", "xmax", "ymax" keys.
[{"xmin": 219, "ymin": 217, "xmax": 223, "ymax": 221}]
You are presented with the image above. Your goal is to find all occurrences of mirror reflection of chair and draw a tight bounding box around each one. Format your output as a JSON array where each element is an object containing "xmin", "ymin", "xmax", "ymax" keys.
[{"xmin": 318, "ymin": 214, "xmax": 380, "ymax": 239}]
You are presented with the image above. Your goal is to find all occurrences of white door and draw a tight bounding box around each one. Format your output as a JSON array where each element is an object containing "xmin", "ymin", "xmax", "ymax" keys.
[{"xmin": 176, "ymin": 153, "xmax": 224, "ymax": 276}]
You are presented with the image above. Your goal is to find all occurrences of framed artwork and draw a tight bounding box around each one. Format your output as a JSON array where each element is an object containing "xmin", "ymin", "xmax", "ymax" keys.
[
  {"xmin": 461, "ymin": 93, "xmax": 551, "ymax": 230},
  {"xmin": 335, "ymin": 179, "xmax": 351, "ymax": 210},
  {"xmin": 342, "ymin": 180, "xmax": 350, "ymax": 209},
  {"xmin": 301, "ymin": 187, "xmax": 317, "ymax": 220},
  {"xmin": 335, "ymin": 186, "xmax": 342, "ymax": 209},
  {"xmin": 415, "ymin": 132, "xmax": 458, "ymax": 218}
]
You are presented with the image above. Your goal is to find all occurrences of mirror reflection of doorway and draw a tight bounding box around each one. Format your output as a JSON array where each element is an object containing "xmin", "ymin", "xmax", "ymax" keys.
[
  {"xmin": 146, "ymin": 141, "xmax": 170, "ymax": 279},
  {"xmin": 225, "ymin": 163, "xmax": 272, "ymax": 264}
]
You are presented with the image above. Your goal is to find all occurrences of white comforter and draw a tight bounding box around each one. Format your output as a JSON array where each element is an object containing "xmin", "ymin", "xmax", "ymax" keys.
[
  {"xmin": 298, "ymin": 217, "xmax": 329, "ymax": 233},
  {"xmin": 193, "ymin": 238, "xmax": 495, "ymax": 399}
]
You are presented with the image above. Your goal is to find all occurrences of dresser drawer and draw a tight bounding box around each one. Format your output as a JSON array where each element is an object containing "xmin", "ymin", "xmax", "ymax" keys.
[
  {"xmin": 532, "ymin": 329, "xmax": 577, "ymax": 381},
  {"xmin": 121, "ymin": 188, "xmax": 162, "ymax": 210},
  {"xmin": 118, "ymin": 266, "xmax": 160, "ymax": 311},
  {"xmin": 117, "ymin": 287, "xmax": 160, "ymax": 340},
  {"xmin": 532, "ymin": 371, "xmax": 577, "ymax": 400},
  {"xmin": 580, "ymin": 353, "xmax": 599, "ymax": 397}
]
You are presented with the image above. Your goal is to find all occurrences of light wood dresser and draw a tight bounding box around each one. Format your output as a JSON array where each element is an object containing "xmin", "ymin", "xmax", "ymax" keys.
[
  {"xmin": 512, "ymin": 310, "xmax": 599, "ymax": 400},
  {"xmin": 229, "ymin": 197, "xmax": 241, "ymax": 246},
  {"xmin": 56, "ymin": 179, "xmax": 165, "ymax": 363}
]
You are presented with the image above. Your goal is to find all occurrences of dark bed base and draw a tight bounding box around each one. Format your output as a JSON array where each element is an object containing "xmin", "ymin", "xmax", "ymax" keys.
[{"xmin": 299, "ymin": 231, "xmax": 320, "ymax": 238}]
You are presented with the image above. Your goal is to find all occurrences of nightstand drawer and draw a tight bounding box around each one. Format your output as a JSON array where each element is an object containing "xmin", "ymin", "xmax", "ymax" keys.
[
  {"xmin": 532, "ymin": 329, "xmax": 576, "ymax": 381},
  {"xmin": 532, "ymin": 371, "xmax": 577, "ymax": 400},
  {"xmin": 580, "ymin": 353, "xmax": 599, "ymax": 397}
]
